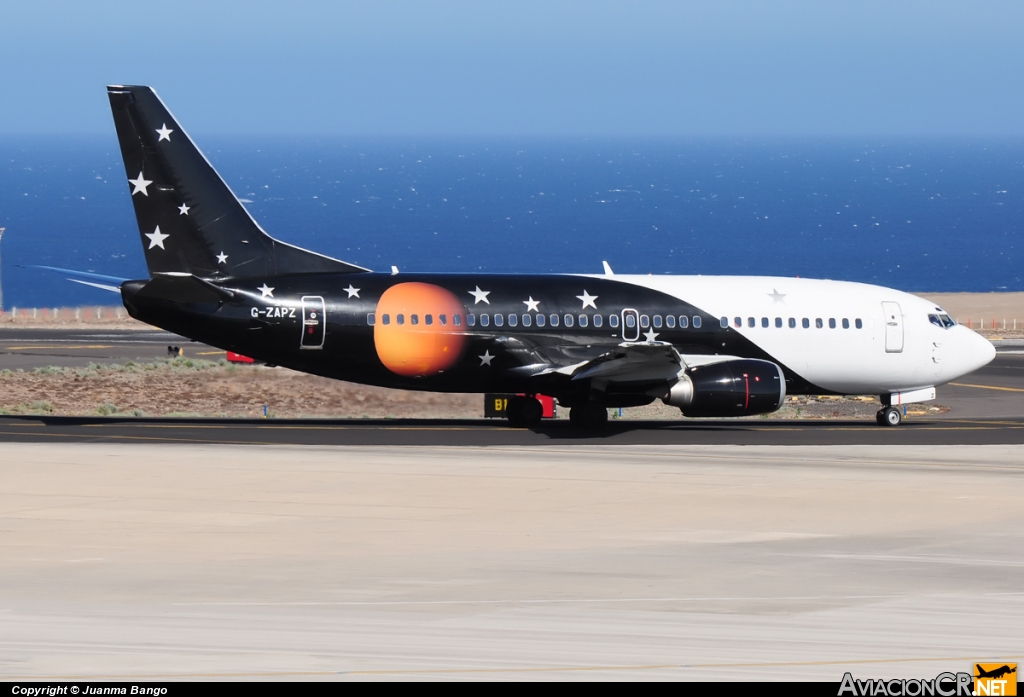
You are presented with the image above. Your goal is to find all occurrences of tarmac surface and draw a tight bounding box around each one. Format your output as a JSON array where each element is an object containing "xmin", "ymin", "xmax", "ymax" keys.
[{"xmin": 1, "ymin": 443, "xmax": 1022, "ymax": 680}]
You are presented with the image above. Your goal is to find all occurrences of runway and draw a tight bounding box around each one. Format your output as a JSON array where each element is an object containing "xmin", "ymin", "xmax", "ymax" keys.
[{"xmin": 1, "ymin": 443, "xmax": 1022, "ymax": 680}]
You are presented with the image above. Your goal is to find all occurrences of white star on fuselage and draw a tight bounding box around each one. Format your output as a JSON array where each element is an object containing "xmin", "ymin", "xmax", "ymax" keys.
[
  {"xmin": 643, "ymin": 329, "xmax": 660, "ymax": 343},
  {"xmin": 576, "ymin": 290, "xmax": 598, "ymax": 309},
  {"xmin": 768, "ymin": 289, "xmax": 787, "ymax": 304},
  {"xmin": 178, "ymin": 203, "xmax": 190, "ymax": 215},
  {"xmin": 479, "ymin": 350, "xmax": 494, "ymax": 366},
  {"xmin": 145, "ymin": 226, "xmax": 168, "ymax": 250},
  {"xmin": 469, "ymin": 286, "xmax": 490, "ymax": 304},
  {"xmin": 523, "ymin": 296, "xmax": 540, "ymax": 312},
  {"xmin": 156, "ymin": 124, "xmax": 174, "ymax": 142},
  {"xmin": 258, "ymin": 283, "xmax": 275, "ymax": 299},
  {"xmin": 216, "ymin": 252, "xmax": 228, "ymax": 264},
  {"xmin": 344, "ymin": 285, "xmax": 360, "ymax": 298},
  {"xmin": 129, "ymin": 172, "xmax": 152, "ymax": 196}
]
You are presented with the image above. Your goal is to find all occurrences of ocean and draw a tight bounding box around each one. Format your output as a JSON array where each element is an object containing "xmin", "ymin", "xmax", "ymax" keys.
[{"xmin": 1, "ymin": 136, "xmax": 1022, "ymax": 308}]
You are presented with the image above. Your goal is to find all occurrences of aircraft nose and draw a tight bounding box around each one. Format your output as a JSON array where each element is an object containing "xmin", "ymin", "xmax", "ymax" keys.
[{"xmin": 951, "ymin": 327, "xmax": 996, "ymax": 378}]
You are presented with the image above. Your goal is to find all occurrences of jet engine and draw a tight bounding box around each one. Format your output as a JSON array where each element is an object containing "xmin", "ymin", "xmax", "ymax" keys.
[{"xmin": 663, "ymin": 359, "xmax": 786, "ymax": 417}]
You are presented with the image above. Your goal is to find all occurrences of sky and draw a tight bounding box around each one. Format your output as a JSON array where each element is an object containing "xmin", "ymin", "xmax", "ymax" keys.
[{"xmin": 1, "ymin": 0, "xmax": 1023, "ymax": 137}]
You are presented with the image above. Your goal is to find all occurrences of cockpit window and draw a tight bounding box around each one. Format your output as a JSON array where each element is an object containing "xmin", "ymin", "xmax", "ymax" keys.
[{"xmin": 929, "ymin": 314, "xmax": 956, "ymax": 329}]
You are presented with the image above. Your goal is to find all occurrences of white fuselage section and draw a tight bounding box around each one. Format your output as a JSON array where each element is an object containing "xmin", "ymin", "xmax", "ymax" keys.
[{"xmin": 603, "ymin": 274, "xmax": 996, "ymax": 396}]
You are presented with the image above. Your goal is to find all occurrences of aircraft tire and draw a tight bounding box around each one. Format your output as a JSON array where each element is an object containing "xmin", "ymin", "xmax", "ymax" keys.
[
  {"xmin": 519, "ymin": 397, "xmax": 544, "ymax": 427},
  {"xmin": 880, "ymin": 406, "xmax": 902, "ymax": 427}
]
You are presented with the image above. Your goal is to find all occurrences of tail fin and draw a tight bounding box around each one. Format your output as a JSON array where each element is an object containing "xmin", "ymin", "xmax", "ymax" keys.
[{"xmin": 107, "ymin": 85, "xmax": 368, "ymax": 279}]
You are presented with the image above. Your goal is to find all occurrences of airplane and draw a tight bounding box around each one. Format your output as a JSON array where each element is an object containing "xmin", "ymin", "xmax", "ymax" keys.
[
  {"xmin": 976, "ymin": 665, "xmax": 1016, "ymax": 680},
  {"xmin": 57, "ymin": 85, "xmax": 996, "ymax": 428}
]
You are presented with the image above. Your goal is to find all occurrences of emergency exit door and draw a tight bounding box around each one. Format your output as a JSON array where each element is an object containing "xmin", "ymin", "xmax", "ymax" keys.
[
  {"xmin": 882, "ymin": 301, "xmax": 903, "ymax": 353},
  {"xmin": 300, "ymin": 296, "xmax": 326, "ymax": 349}
]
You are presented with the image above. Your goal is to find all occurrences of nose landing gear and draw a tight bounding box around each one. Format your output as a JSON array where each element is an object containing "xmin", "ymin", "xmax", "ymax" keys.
[{"xmin": 876, "ymin": 406, "xmax": 903, "ymax": 427}]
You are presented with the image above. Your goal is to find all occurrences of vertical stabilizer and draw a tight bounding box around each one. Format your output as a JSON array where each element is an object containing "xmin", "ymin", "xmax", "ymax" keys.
[{"xmin": 107, "ymin": 85, "xmax": 368, "ymax": 278}]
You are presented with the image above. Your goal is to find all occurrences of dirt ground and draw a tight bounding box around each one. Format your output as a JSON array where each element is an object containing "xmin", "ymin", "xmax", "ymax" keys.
[{"xmin": 0, "ymin": 358, "xmax": 938, "ymax": 420}]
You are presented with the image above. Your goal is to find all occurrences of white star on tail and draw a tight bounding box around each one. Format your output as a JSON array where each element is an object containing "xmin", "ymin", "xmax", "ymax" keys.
[
  {"xmin": 523, "ymin": 296, "xmax": 540, "ymax": 312},
  {"xmin": 344, "ymin": 284, "xmax": 360, "ymax": 298},
  {"xmin": 258, "ymin": 283, "xmax": 275, "ymax": 299},
  {"xmin": 129, "ymin": 172, "xmax": 152, "ymax": 196},
  {"xmin": 155, "ymin": 124, "xmax": 174, "ymax": 142},
  {"xmin": 145, "ymin": 226, "xmax": 168, "ymax": 250},
  {"xmin": 576, "ymin": 290, "xmax": 598, "ymax": 309},
  {"xmin": 478, "ymin": 350, "xmax": 494, "ymax": 366},
  {"xmin": 178, "ymin": 203, "xmax": 190, "ymax": 215},
  {"xmin": 469, "ymin": 286, "xmax": 490, "ymax": 304},
  {"xmin": 216, "ymin": 252, "xmax": 228, "ymax": 264},
  {"xmin": 643, "ymin": 329, "xmax": 660, "ymax": 343}
]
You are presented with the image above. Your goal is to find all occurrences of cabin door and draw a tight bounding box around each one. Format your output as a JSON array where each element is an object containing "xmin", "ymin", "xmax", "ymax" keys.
[
  {"xmin": 622, "ymin": 308, "xmax": 640, "ymax": 341},
  {"xmin": 882, "ymin": 301, "xmax": 903, "ymax": 353},
  {"xmin": 300, "ymin": 295, "xmax": 326, "ymax": 349}
]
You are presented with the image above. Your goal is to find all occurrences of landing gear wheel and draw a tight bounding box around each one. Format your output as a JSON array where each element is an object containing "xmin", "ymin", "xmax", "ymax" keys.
[
  {"xmin": 878, "ymin": 406, "xmax": 902, "ymax": 427},
  {"xmin": 569, "ymin": 404, "xmax": 609, "ymax": 429},
  {"xmin": 506, "ymin": 396, "xmax": 543, "ymax": 428}
]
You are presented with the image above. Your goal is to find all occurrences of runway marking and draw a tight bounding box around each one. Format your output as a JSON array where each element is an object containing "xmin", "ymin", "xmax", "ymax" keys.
[
  {"xmin": 950, "ymin": 382, "xmax": 1024, "ymax": 393},
  {"xmin": 10, "ymin": 654, "xmax": 1022, "ymax": 680},
  {"xmin": 2, "ymin": 344, "xmax": 114, "ymax": 350},
  {"xmin": 196, "ymin": 351, "xmax": 224, "ymax": 355},
  {"xmin": 172, "ymin": 593, "xmax": 906, "ymax": 607}
]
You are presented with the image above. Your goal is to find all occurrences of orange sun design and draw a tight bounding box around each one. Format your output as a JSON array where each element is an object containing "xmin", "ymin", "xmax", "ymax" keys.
[{"xmin": 374, "ymin": 282, "xmax": 468, "ymax": 377}]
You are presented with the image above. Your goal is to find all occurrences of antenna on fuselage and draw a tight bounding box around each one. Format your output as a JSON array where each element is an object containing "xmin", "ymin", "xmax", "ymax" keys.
[{"xmin": 602, "ymin": 260, "xmax": 614, "ymax": 276}]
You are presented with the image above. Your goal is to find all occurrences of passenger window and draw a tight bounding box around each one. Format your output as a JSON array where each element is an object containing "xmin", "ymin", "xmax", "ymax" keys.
[
  {"xmin": 480, "ymin": 314, "xmax": 490, "ymax": 327},
  {"xmin": 855, "ymin": 318, "xmax": 862, "ymax": 329},
  {"xmin": 653, "ymin": 315, "xmax": 662, "ymax": 328},
  {"xmin": 626, "ymin": 314, "xmax": 636, "ymax": 328},
  {"xmin": 382, "ymin": 314, "xmax": 391, "ymax": 326},
  {"xmin": 411, "ymin": 314, "xmax": 419, "ymax": 325},
  {"xmin": 692, "ymin": 316, "xmax": 702, "ymax": 328},
  {"xmin": 734, "ymin": 317, "xmax": 742, "ymax": 328},
  {"xmin": 466, "ymin": 314, "xmax": 475, "ymax": 326},
  {"xmin": 453, "ymin": 314, "xmax": 462, "ymax": 326},
  {"xmin": 536, "ymin": 314, "xmax": 546, "ymax": 327},
  {"xmin": 564, "ymin": 314, "xmax": 574, "ymax": 327},
  {"xmin": 761, "ymin": 317, "xmax": 769, "ymax": 328},
  {"xmin": 678, "ymin": 315, "xmax": 688, "ymax": 328},
  {"xmin": 748, "ymin": 317, "xmax": 755, "ymax": 328},
  {"xmin": 815, "ymin": 318, "xmax": 823, "ymax": 329},
  {"xmin": 494, "ymin": 314, "xmax": 503, "ymax": 327},
  {"xmin": 425, "ymin": 314, "xmax": 433, "ymax": 326},
  {"xmin": 367, "ymin": 313, "xmax": 375, "ymax": 326},
  {"xmin": 829, "ymin": 318, "xmax": 836, "ymax": 329},
  {"xmin": 508, "ymin": 314, "xmax": 517, "ymax": 327},
  {"xmin": 641, "ymin": 315, "xmax": 650, "ymax": 328},
  {"xmin": 721, "ymin": 317, "xmax": 729, "ymax": 328},
  {"xmin": 788, "ymin": 318, "xmax": 796, "ymax": 328},
  {"xmin": 397, "ymin": 314, "xmax": 405, "ymax": 326},
  {"xmin": 775, "ymin": 317, "xmax": 782, "ymax": 328},
  {"xmin": 439, "ymin": 314, "xmax": 447, "ymax": 326},
  {"xmin": 593, "ymin": 314, "xmax": 603, "ymax": 328},
  {"xmin": 522, "ymin": 313, "xmax": 532, "ymax": 327},
  {"xmin": 609, "ymin": 314, "xmax": 619, "ymax": 328},
  {"xmin": 549, "ymin": 314, "xmax": 560, "ymax": 327},
  {"xmin": 842, "ymin": 318, "xmax": 850, "ymax": 329},
  {"xmin": 666, "ymin": 315, "xmax": 676, "ymax": 328},
  {"xmin": 802, "ymin": 318, "xmax": 809, "ymax": 329},
  {"xmin": 578, "ymin": 314, "xmax": 588, "ymax": 327}
]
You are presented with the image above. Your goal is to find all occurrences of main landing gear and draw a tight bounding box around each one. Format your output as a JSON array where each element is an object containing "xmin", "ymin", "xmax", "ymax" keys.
[
  {"xmin": 876, "ymin": 406, "xmax": 903, "ymax": 427},
  {"xmin": 506, "ymin": 395, "xmax": 544, "ymax": 428},
  {"xmin": 569, "ymin": 403, "xmax": 608, "ymax": 429}
]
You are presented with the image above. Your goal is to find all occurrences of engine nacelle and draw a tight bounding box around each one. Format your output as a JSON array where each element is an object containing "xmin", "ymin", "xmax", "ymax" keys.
[{"xmin": 663, "ymin": 359, "xmax": 786, "ymax": 417}]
